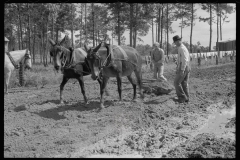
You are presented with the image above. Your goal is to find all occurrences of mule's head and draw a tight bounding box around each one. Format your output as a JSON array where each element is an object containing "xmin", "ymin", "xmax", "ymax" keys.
[
  {"xmin": 49, "ymin": 36, "xmax": 67, "ymax": 71},
  {"xmin": 24, "ymin": 50, "xmax": 32, "ymax": 70},
  {"xmin": 84, "ymin": 42, "xmax": 102, "ymax": 80}
]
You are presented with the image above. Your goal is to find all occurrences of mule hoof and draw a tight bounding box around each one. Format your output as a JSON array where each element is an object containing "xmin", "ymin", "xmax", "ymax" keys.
[
  {"xmin": 60, "ymin": 100, "xmax": 64, "ymax": 104},
  {"xmin": 85, "ymin": 101, "xmax": 90, "ymax": 105}
]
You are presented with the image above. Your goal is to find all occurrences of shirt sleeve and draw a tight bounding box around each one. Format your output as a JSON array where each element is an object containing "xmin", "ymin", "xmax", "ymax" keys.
[
  {"xmin": 160, "ymin": 49, "xmax": 165, "ymax": 63},
  {"xmin": 178, "ymin": 47, "xmax": 188, "ymax": 71}
]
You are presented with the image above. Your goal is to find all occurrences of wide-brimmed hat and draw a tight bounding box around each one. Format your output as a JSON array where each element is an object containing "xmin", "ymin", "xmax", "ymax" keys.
[{"xmin": 173, "ymin": 35, "xmax": 182, "ymax": 42}]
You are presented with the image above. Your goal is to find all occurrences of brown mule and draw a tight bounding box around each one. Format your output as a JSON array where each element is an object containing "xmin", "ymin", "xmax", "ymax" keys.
[{"xmin": 85, "ymin": 42, "xmax": 144, "ymax": 109}]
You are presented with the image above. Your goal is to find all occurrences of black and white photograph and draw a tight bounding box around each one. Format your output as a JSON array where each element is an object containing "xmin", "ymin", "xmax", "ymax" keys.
[{"xmin": 4, "ymin": 2, "xmax": 236, "ymax": 158}]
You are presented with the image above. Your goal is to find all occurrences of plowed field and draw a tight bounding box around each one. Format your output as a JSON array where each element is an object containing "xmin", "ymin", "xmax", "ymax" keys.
[{"xmin": 4, "ymin": 62, "xmax": 235, "ymax": 158}]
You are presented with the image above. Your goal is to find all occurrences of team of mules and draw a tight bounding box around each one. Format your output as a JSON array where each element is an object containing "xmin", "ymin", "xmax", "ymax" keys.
[
  {"xmin": 48, "ymin": 36, "xmax": 111, "ymax": 105},
  {"xmin": 4, "ymin": 49, "xmax": 32, "ymax": 94},
  {"xmin": 48, "ymin": 36, "xmax": 144, "ymax": 108}
]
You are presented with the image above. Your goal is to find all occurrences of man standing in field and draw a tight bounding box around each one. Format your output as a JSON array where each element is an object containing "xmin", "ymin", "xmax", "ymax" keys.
[
  {"xmin": 151, "ymin": 42, "xmax": 167, "ymax": 81},
  {"xmin": 173, "ymin": 35, "xmax": 191, "ymax": 103}
]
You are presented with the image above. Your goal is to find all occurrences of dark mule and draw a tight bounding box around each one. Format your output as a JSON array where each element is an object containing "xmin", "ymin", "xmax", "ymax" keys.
[
  {"xmin": 49, "ymin": 36, "xmax": 104, "ymax": 104},
  {"xmin": 84, "ymin": 42, "xmax": 144, "ymax": 109}
]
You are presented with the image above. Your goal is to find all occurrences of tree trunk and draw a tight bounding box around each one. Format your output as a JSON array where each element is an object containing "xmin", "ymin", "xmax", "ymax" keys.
[
  {"xmin": 166, "ymin": 4, "xmax": 169, "ymax": 56},
  {"xmin": 92, "ymin": 3, "xmax": 95, "ymax": 47},
  {"xmin": 32, "ymin": 25, "xmax": 36, "ymax": 64},
  {"xmin": 71, "ymin": 4, "xmax": 74, "ymax": 47},
  {"xmin": 80, "ymin": 4, "xmax": 83, "ymax": 47},
  {"xmin": 51, "ymin": 9, "xmax": 54, "ymax": 63},
  {"xmin": 17, "ymin": 4, "xmax": 23, "ymax": 50},
  {"xmin": 156, "ymin": 21, "xmax": 158, "ymax": 42},
  {"xmin": 42, "ymin": 29, "xmax": 45, "ymax": 65},
  {"xmin": 158, "ymin": 6, "xmax": 161, "ymax": 43},
  {"xmin": 130, "ymin": 3, "xmax": 133, "ymax": 47},
  {"xmin": 209, "ymin": 4, "xmax": 212, "ymax": 52},
  {"xmin": 117, "ymin": 3, "xmax": 121, "ymax": 45},
  {"xmin": 45, "ymin": 17, "xmax": 49, "ymax": 66},
  {"xmin": 85, "ymin": 3, "xmax": 87, "ymax": 41},
  {"xmin": 134, "ymin": 3, "xmax": 138, "ymax": 48},
  {"xmin": 220, "ymin": 7, "xmax": 222, "ymax": 40},
  {"xmin": 152, "ymin": 18, "xmax": 154, "ymax": 46},
  {"xmin": 17, "ymin": 20, "xmax": 21, "ymax": 50},
  {"xmin": 27, "ymin": 3, "xmax": 31, "ymax": 53},
  {"xmin": 181, "ymin": 4, "xmax": 183, "ymax": 38},
  {"xmin": 160, "ymin": 5, "xmax": 164, "ymax": 48},
  {"xmin": 216, "ymin": 3, "xmax": 219, "ymax": 65},
  {"xmin": 95, "ymin": 32, "xmax": 98, "ymax": 45},
  {"xmin": 190, "ymin": 3, "xmax": 194, "ymax": 53}
]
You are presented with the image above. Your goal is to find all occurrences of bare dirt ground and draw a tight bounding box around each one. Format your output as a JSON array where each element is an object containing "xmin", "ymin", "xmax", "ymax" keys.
[{"xmin": 4, "ymin": 62, "xmax": 235, "ymax": 158}]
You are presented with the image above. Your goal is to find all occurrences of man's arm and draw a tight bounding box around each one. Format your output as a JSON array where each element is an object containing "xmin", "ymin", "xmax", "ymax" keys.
[{"xmin": 160, "ymin": 49, "xmax": 165, "ymax": 63}]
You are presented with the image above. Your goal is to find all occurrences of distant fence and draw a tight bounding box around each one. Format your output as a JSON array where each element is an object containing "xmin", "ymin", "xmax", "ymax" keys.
[{"xmin": 168, "ymin": 50, "xmax": 236, "ymax": 67}]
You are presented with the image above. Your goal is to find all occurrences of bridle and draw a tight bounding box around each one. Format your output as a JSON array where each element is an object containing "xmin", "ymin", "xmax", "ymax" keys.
[
  {"xmin": 6, "ymin": 49, "xmax": 31, "ymax": 69},
  {"xmin": 89, "ymin": 49, "xmax": 111, "ymax": 80}
]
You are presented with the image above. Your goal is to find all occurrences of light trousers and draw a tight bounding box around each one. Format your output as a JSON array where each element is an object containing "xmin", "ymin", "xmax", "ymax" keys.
[{"xmin": 153, "ymin": 62, "xmax": 167, "ymax": 80}]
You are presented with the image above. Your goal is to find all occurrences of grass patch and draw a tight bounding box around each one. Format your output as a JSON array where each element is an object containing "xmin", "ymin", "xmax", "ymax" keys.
[{"xmin": 7, "ymin": 64, "xmax": 63, "ymax": 89}]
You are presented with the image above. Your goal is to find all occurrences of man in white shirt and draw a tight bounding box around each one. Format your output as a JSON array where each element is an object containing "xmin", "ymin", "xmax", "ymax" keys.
[
  {"xmin": 173, "ymin": 35, "xmax": 191, "ymax": 103},
  {"xmin": 151, "ymin": 42, "xmax": 167, "ymax": 81}
]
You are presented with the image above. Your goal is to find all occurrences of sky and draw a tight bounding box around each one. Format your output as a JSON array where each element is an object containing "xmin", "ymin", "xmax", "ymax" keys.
[{"xmin": 61, "ymin": 3, "xmax": 236, "ymax": 50}]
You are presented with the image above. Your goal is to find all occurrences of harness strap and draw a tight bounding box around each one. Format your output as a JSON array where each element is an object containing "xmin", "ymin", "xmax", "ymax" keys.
[
  {"xmin": 6, "ymin": 51, "xmax": 19, "ymax": 69},
  {"xmin": 112, "ymin": 45, "xmax": 128, "ymax": 60},
  {"xmin": 109, "ymin": 45, "xmax": 138, "ymax": 67}
]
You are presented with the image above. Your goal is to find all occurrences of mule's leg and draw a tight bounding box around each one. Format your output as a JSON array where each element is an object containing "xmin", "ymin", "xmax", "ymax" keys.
[
  {"xmin": 100, "ymin": 76, "xmax": 109, "ymax": 109},
  {"xmin": 127, "ymin": 74, "xmax": 137, "ymax": 101},
  {"xmin": 97, "ymin": 78, "xmax": 109, "ymax": 96},
  {"xmin": 116, "ymin": 76, "xmax": 123, "ymax": 101},
  {"xmin": 76, "ymin": 76, "xmax": 89, "ymax": 104},
  {"xmin": 60, "ymin": 76, "xmax": 69, "ymax": 104},
  {"xmin": 134, "ymin": 69, "xmax": 144, "ymax": 99}
]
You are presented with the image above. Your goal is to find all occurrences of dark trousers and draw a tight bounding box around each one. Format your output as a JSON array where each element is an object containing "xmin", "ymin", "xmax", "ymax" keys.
[{"xmin": 174, "ymin": 66, "xmax": 190, "ymax": 100}]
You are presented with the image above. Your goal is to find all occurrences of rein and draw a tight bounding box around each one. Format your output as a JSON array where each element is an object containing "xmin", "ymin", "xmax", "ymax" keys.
[
  {"xmin": 6, "ymin": 51, "xmax": 19, "ymax": 69},
  {"xmin": 6, "ymin": 49, "xmax": 30, "ymax": 69}
]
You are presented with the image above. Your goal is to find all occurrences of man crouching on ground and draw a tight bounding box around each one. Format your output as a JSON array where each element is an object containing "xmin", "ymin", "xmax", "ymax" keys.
[
  {"xmin": 173, "ymin": 35, "xmax": 191, "ymax": 103},
  {"xmin": 151, "ymin": 42, "xmax": 167, "ymax": 81}
]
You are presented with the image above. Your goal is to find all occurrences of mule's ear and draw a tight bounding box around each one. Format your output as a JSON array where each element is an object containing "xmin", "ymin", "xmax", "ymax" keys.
[
  {"xmin": 59, "ymin": 35, "xmax": 67, "ymax": 46},
  {"xmin": 84, "ymin": 44, "xmax": 90, "ymax": 52},
  {"xmin": 93, "ymin": 42, "xmax": 102, "ymax": 52},
  {"xmin": 49, "ymin": 38, "xmax": 56, "ymax": 46}
]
